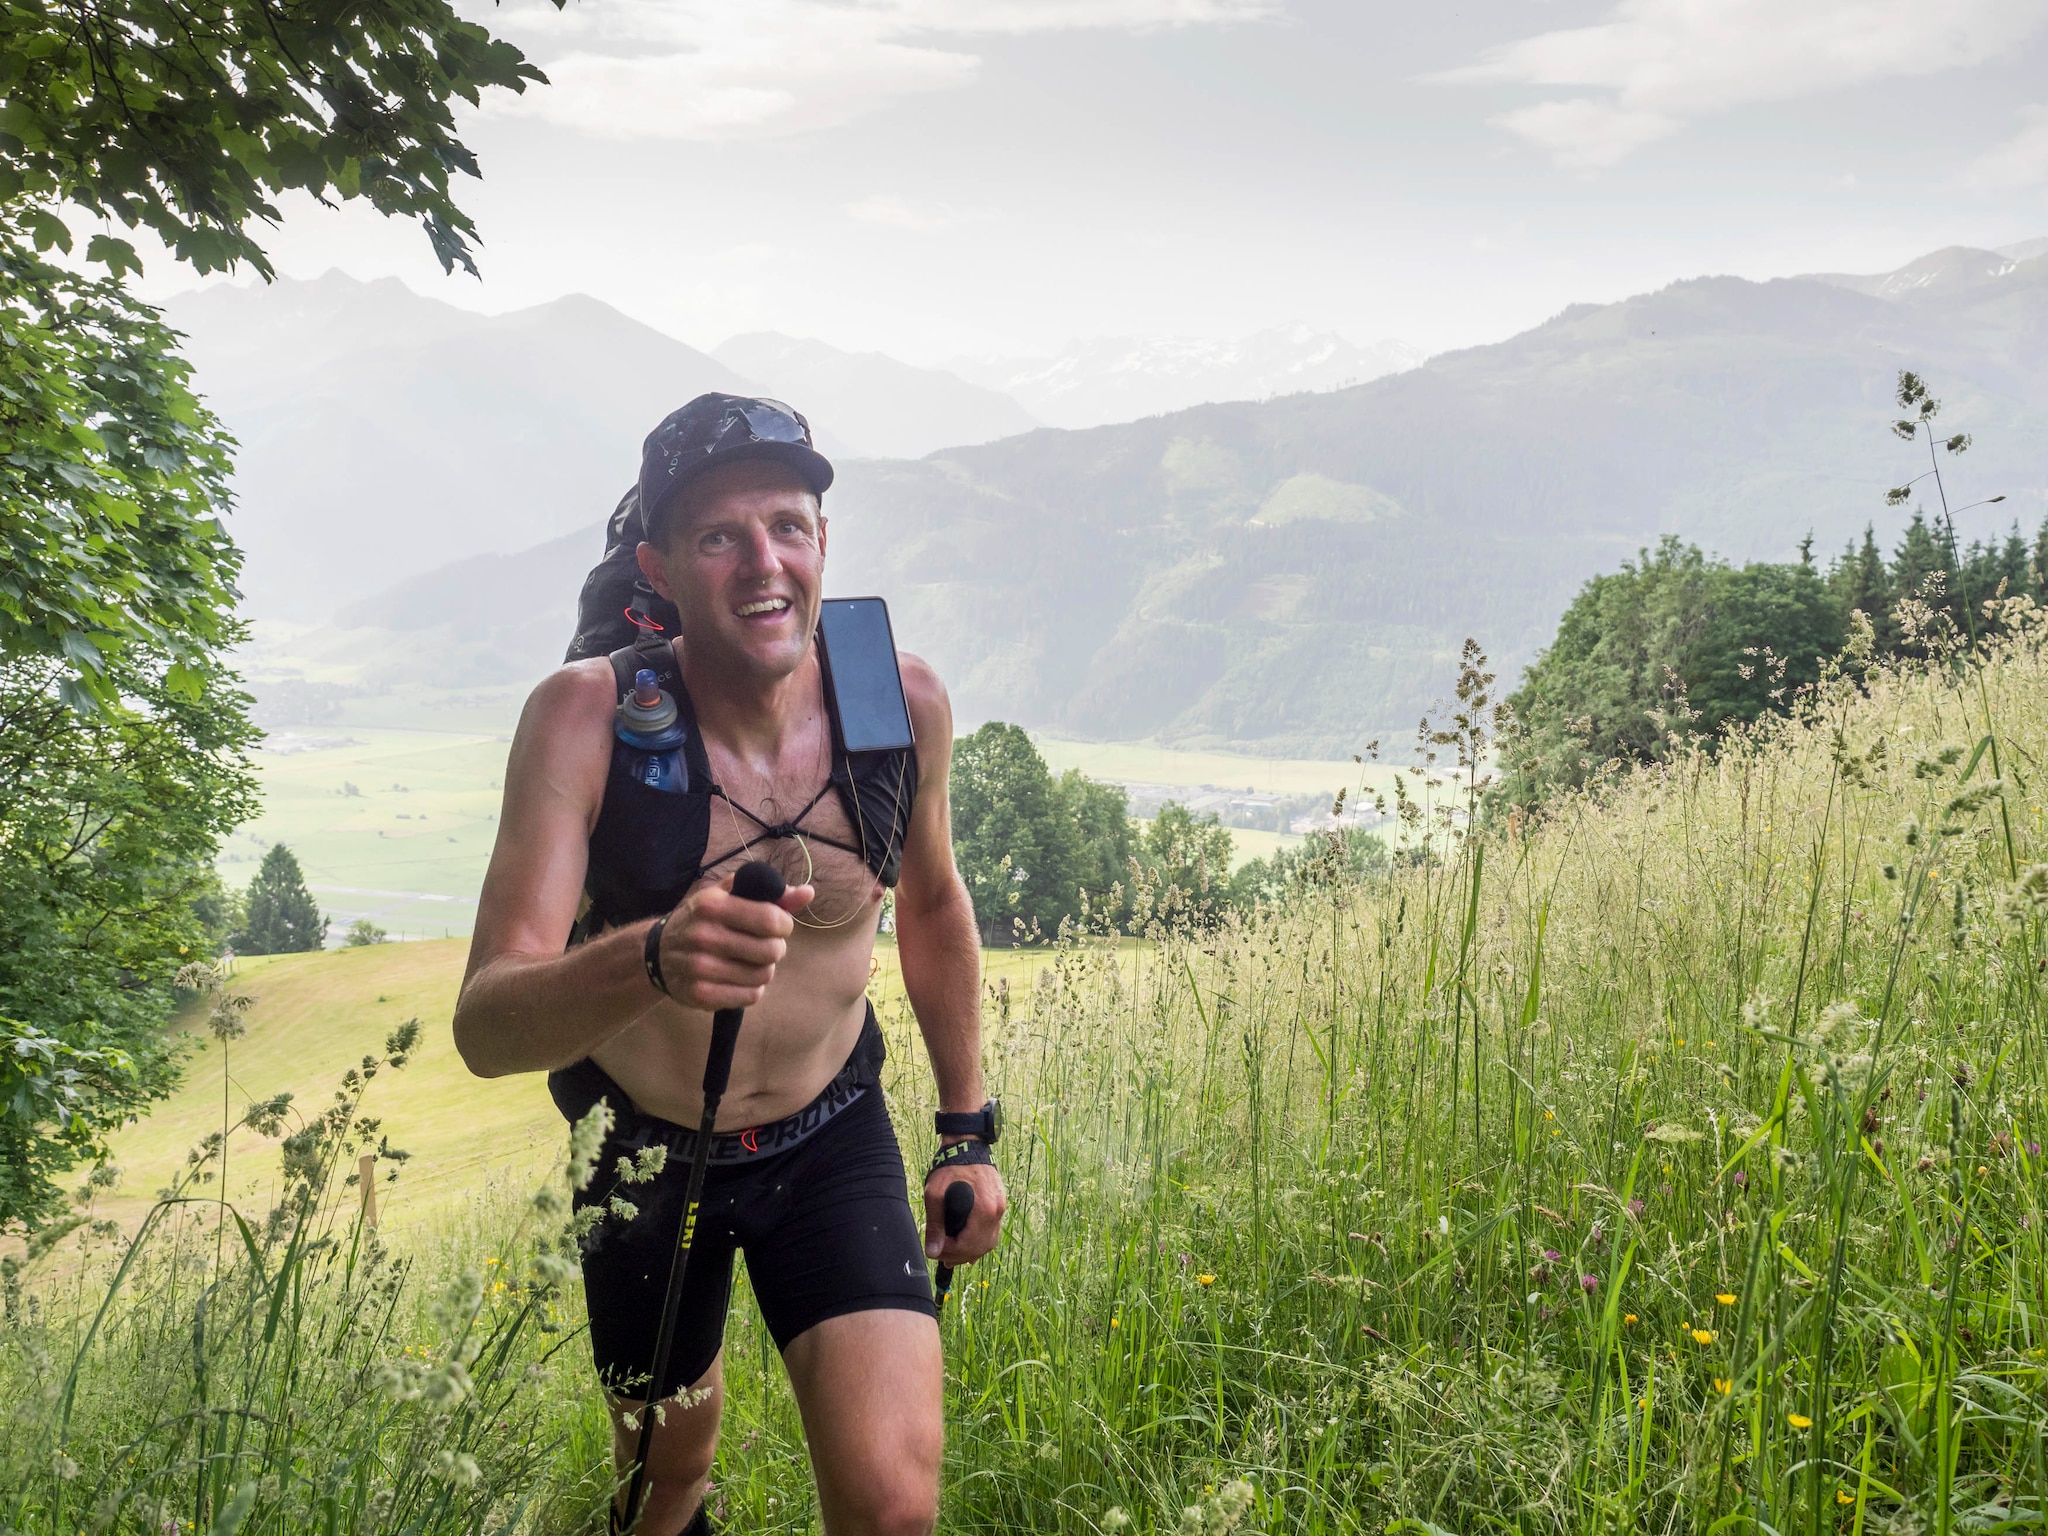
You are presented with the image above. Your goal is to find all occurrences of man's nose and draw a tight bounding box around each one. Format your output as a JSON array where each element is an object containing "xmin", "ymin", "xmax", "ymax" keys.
[{"xmin": 736, "ymin": 525, "xmax": 780, "ymax": 578}]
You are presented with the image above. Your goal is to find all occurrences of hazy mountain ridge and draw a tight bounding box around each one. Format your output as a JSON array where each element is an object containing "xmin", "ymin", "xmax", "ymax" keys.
[
  {"xmin": 950, "ymin": 324, "xmax": 1426, "ymax": 430},
  {"xmin": 165, "ymin": 273, "xmax": 776, "ymax": 619},
  {"xmin": 710, "ymin": 333, "xmax": 1039, "ymax": 458},
  {"xmin": 232, "ymin": 242, "xmax": 2048, "ymax": 753}
]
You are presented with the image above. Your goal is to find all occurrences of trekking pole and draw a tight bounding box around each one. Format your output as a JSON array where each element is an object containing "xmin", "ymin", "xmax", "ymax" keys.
[
  {"xmin": 619, "ymin": 860, "xmax": 786, "ymax": 1536},
  {"xmin": 933, "ymin": 1181, "xmax": 975, "ymax": 1312}
]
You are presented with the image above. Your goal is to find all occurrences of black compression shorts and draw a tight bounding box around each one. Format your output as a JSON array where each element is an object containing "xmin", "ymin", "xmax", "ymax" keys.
[{"xmin": 575, "ymin": 1083, "xmax": 935, "ymax": 1401}]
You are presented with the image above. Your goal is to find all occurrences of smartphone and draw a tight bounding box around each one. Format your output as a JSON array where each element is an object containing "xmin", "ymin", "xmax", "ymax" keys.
[{"xmin": 817, "ymin": 597, "xmax": 915, "ymax": 753}]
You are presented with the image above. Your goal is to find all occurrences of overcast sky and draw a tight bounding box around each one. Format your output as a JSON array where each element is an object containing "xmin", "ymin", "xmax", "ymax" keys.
[{"xmin": 146, "ymin": 0, "xmax": 2048, "ymax": 363}]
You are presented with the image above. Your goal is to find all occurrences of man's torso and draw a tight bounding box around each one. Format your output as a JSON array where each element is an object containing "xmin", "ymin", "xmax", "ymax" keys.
[{"xmin": 588, "ymin": 651, "xmax": 891, "ymax": 1129}]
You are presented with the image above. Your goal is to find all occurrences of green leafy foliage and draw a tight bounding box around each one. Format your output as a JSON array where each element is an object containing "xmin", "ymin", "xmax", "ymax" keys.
[
  {"xmin": 0, "ymin": 0, "xmax": 549, "ymax": 1234},
  {"xmin": 232, "ymin": 843, "xmax": 325, "ymax": 955},
  {"xmin": 951, "ymin": 723, "xmax": 1134, "ymax": 942},
  {"xmin": 0, "ymin": 0, "xmax": 553, "ymax": 278},
  {"xmin": 0, "ymin": 646, "xmax": 257, "ymax": 1230},
  {"xmin": 0, "ymin": 223, "xmax": 240, "ymax": 708},
  {"xmin": 1497, "ymin": 538, "xmax": 1847, "ymax": 806}
]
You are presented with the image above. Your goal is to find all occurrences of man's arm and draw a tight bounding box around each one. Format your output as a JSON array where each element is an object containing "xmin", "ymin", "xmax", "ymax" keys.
[
  {"xmin": 893, "ymin": 654, "xmax": 1006, "ymax": 1263},
  {"xmin": 452, "ymin": 662, "xmax": 806, "ymax": 1079}
]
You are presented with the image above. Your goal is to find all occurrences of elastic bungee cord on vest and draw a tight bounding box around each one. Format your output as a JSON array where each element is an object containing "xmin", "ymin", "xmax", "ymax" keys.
[{"xmin": 711, "ymin": 745, "xmax": 912, "ymax": 931}]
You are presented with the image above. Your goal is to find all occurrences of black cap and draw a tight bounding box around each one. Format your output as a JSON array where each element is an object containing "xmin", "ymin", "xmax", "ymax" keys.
[{"xmin": 638, "ymin": 393, "xmax": 834, "ymax": 542}]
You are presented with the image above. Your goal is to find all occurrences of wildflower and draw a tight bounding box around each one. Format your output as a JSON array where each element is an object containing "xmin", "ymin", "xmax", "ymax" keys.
[
  {"xmin": 1712, "ymin": 1378, "xmax": 1731, "ymax": 1394},
  {"xmin": 1196, "ymin": 1274, "xmax": 1215, "ymax": 1286},
  {"xmin": 1691, "ymin": 1328, "xmax": 1716, "ymax": 1345},
  {"xmin": 1110, "ymin": 1317, "xmax": 1120, "ymax": 1329},
  {"xmin": 1977, "ymin": 1165, "xmax": 1989, "ymax": 1177},
  {"xmin": 1543, "ymin": 1109, "xmax": 1554, "ymax": 1120},
  {"xmin": 1788, "ymin": 1412, "xmax": 1812, "ymax": 1429},
  {"xmin": 1581, "ymin": 1274, "xmax": 1599, "ymax": 1293},
  {"xmin": 1543, "ymin": 1249, "xmax": 1562, "ymax": 1263},
  {"xmin": 1838, "ymin": 1490, "xmax": 1856, "ymax": 1506},
  {"xmin": 1624, "ymin": 1314, "xmax": 1638, "ymax": 1325},
  {"xmin": 1104, "ymin": 1511, "xmax": 1132, "ymax": 1532},
  {"xmin": 1715, "ymin": 1293, "xmax": 1736, "ymax": 1306},
  {"xmin": 1627, "ymin": 1199, "xmax": 1645, "ymax": 1219},
  {"xmin": 1731, "ymin": 1170, "xmax": 1747, "ymax": 1188}
]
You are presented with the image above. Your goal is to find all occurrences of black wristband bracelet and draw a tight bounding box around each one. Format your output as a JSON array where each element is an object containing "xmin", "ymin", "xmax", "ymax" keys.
[
  {"xmin": 643, "ymin": 913, "xmax": 672, "ymax": 996},
  {"xmin": 928, "ymin": 1140, "xmax": 993, "ymax": 1178}
]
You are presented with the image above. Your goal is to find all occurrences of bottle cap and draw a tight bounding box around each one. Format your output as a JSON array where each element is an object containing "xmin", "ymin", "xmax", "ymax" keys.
[{"xmin": 617, "ymin": 672, "xmax": 680, "ymax": 736}]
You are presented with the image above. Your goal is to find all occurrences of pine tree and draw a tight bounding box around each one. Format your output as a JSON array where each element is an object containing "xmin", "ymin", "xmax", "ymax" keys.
[
  {"xmin": 235, "ymin": 845, "xmax": 326, "ymax": 954},
  {"xmin": 1829, "ymin": 526, "xmax": 1893, "ymax": 647}
]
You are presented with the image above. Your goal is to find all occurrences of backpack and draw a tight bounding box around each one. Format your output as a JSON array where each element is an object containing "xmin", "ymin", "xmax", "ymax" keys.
[{"xmin": 564, "ymin": 485, "xmax": 680, "ymax": 663}]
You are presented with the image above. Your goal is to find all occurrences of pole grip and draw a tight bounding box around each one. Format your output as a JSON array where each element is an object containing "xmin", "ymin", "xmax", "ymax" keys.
[{"xmin": 934, "ymin": 1181, "xmax": 976, "ymax": 1311}]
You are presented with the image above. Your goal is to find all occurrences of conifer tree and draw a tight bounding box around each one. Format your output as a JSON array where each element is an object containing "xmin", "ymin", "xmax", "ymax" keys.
[{"xmin": 235, "ymin": 845, "xmax": 326, "ymax": 954}]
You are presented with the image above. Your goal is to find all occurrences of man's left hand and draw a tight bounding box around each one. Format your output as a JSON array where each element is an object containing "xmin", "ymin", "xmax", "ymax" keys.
[{"xmin": 922, "ymin": 1159, "xmax": 1006, "ymax": 1265}]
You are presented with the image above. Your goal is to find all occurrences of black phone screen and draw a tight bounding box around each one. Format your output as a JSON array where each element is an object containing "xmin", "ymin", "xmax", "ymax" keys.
[{"xmin": 818, "ymin": 597, "xmax": 914, "ymax": 753}]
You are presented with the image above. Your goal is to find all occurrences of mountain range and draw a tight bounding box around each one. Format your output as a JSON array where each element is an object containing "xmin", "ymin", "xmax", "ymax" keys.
[
  {"xmin": 948, "ymin": 326, "xmax": 1425, "ymax": 430},
  {"xmin": 186, "ymin": 240, "xmax": 2048, "ymax": 753}
]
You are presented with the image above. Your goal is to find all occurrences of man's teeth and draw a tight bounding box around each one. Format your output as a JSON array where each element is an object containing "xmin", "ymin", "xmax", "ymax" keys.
[{"xmin": 737, "ymin": 598, "xmax": 790, "ymax": 616}]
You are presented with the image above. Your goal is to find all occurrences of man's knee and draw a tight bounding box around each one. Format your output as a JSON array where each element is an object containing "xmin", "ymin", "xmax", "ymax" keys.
[{"xmin": 844, "ymin": 1473, "xmax": 939, "ymax": 1536}]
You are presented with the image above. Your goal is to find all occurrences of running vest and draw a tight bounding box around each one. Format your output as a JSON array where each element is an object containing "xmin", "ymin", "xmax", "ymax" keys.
[{"xmin": 577, "ymin": 632, "xmax": 920, "ymax": 937}]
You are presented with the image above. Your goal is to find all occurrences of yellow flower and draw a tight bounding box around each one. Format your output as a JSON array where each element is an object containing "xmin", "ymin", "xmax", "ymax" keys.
[
  {"xmin": 1837, "ymin": 1490, "xmax": 1856, "ymax": 1506},
  {"xmin": 1704, "ymin": 1040, "xmax": 1716, "ymax": 1048},
  {"xmin": 1715, "ymin": 1293, "xmax": 1736, "ymax": 1306},
  {"xmin": 1110, "ymin": 1317, "xmax": 1120, "ymax": 1329},
  {"xmin": 1623, "ymin": 1314, "xmax": 1638, "ymax": 1325},
  {"xmin": 1712, "ymin": 1378, "xmax": 1731, "ymax": 1395},
  {"xmin": 1691, "ymin": 1328, "xmax": 1716, "ymax": 1345},
  {"xmin": 1552, "ymin": 1127, "xmax": 1561, "ymax": 1137},
  {"xmin": 1788, "ymin": 1412, "xmax": 1813, "ymax": 1429},
  {"xmin": 1676, "ymin": 1038, "xmax": 1686, "ymax": 1047},
  {"xmin": 1544, "ymin": 1110, "xmax": 1555, "ymax": 1120},
  {"xmin": 1197, "ymin": 1274, "xmax": 1215, "ymax": 1286}
]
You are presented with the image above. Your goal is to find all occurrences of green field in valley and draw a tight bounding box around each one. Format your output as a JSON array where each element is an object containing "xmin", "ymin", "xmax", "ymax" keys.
[
  {"xmin": 224, "ymin": 718, "xmax": 1355, "ymax": 937},
  {"xmin": 225, "ymin": 729, "xmax": 512, "ymax": 939}
]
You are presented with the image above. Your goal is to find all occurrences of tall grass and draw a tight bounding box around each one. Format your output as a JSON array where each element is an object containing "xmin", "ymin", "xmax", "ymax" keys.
[{"xmin": 8, "ymin": 615, "xmax": 2048, "ymax": 1533}]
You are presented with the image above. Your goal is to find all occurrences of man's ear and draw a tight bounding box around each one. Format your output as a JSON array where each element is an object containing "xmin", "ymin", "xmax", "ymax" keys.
[
  {"xmin": 634, "ymin": 541, "xmax": 676, "ymax": 602},
  {"xmin": 817, "ymin": 514, "xmax": 828, "ymax": 562}
]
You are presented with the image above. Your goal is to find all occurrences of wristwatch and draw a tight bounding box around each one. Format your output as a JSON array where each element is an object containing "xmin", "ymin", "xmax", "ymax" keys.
[{"xmin": 934, "ymin": 1098, "xmax": 1002, "ymax": 1144}]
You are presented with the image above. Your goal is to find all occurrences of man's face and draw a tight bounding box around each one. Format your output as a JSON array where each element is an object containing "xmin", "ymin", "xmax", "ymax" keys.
[{"xmin": 636, "ymin": 460, "xmax": 827, "ymax": 684}]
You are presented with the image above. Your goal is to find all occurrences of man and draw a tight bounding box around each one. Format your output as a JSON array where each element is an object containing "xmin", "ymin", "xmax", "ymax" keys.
[{"xmin": 453, "ymin": 394, "xmax": 1006, "ymax": 1536}]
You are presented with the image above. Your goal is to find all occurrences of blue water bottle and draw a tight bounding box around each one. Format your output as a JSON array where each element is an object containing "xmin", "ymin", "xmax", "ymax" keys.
[{"xmin": 616, "ymin": 668, "xmax": 690, "ymax": 794}]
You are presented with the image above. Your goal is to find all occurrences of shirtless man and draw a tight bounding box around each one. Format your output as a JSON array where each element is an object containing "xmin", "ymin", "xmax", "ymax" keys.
[{"xmin": 452, "ymin": 394, "xmax": 1006, "ymax": 1536}]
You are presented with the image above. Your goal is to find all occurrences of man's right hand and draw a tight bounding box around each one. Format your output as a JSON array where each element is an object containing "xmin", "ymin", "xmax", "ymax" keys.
[{"xmin": 654, "ymin": 875, "xmax": 815, "ymax": 1012}]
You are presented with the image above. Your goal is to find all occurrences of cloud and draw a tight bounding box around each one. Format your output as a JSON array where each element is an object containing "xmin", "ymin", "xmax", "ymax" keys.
[
  {"xmin": 845, "ymin": 195, "xmax": 981, "ymax": 230},
  {"xmin": 481, "ymin": 0, "xmax": 1278, "ymax": 142},
  {"xmin": 1434, "ymin": 0, "xmax": 2048, "ymax": 169},
  {"xmin": 1969, "ymin": 105, "xmax": 2048, "ymax": 191}
]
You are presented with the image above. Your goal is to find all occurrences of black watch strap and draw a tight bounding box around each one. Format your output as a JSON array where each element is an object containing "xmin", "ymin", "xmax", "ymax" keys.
[{"xmin": 934, "ymin": 1098, "xmax": 1000, "ymax": 1142}]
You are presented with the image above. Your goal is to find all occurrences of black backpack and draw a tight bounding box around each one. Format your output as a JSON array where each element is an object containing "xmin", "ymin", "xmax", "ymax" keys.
[{"xmin": 564, "ymin": 485, "xmax": 680, "ymax": 663}]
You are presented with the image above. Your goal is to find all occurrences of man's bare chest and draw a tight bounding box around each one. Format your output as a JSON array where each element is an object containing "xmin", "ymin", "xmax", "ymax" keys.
[{"xmin": 699, "ymin": 744, "xmax": 882, "ymax": 918}]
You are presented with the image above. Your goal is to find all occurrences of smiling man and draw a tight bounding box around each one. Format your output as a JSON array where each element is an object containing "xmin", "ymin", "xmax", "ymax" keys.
[{"xmin": 452, "ymin": 394, "xmax": 1005, "ymax": 1536}]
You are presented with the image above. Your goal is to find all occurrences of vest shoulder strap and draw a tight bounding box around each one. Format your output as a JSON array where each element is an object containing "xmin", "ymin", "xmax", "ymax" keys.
[{"xmin": 607, "ymin": 632, "xmax": 680, "ymax": 700}]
